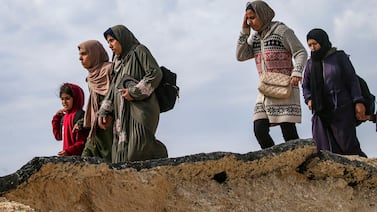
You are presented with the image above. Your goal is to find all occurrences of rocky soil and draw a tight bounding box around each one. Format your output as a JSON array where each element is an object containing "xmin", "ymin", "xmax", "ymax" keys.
[{"xmin": 1, "ymin": 139, "xmax": 377, "ymax": 212}]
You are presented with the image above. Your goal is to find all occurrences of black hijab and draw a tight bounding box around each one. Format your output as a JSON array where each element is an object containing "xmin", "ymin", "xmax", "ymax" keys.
[{"xmin": 307, "ymin": 28, "xmax": 333, "ymax": 124}]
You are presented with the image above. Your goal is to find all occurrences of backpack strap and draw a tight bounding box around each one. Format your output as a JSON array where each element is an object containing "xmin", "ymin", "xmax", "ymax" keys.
[
  {"xmin": 60, "ymin": 109, "xmax": 85, "ymax": 129},
  {"xmin": 73, "ymin": 110, "xmax": 85, "ymax": 125},
  {"xmin": 336, "ymin": 50, "xmax": 352, "ymax": 91}
]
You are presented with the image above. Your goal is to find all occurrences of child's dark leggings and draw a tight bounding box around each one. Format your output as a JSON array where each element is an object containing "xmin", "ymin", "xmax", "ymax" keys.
[{"xmin": 254, "ymin": 118, "xmax": 299, "ymax": 149}]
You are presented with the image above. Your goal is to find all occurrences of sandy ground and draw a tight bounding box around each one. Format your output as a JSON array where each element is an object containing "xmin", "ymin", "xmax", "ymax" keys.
[{"xmin": 1, "ymin": 144, "xmax": 377, "ymax": 212}]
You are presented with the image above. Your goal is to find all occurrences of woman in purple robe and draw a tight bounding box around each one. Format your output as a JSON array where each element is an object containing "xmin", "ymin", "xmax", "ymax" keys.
[{"xmin": 302, "ymin": 28, "xmax": 367, "ymax": 157}]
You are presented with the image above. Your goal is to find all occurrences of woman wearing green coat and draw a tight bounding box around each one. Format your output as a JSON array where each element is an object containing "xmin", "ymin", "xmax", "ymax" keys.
[
  {"xmin": 98, "ymin": 25, "xmax": 168, "ymax": 163},
  {"xmin": 78, "ymin": 40, "xmax": 113, "ymax": 163}
]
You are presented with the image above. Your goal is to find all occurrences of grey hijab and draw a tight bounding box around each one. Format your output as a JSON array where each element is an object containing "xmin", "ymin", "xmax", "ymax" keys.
[
  {"xmin": 104, "ymin": 25, "xmax": 140, "ymax": 58},
  {"xmin": 246, "ymin": 1, "xmax": 275, "ymax": 31}
]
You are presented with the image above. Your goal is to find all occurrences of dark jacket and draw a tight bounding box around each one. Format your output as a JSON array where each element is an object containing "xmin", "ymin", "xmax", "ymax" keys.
[{"xmin": 302, "ymin": 49, "xmax": 363, "ymax": 111}]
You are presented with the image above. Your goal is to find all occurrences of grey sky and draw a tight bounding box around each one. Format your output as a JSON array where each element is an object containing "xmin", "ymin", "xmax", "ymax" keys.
[{"xmin": 1, "ymin": 0, "xmax": 377, "ymax": 176}]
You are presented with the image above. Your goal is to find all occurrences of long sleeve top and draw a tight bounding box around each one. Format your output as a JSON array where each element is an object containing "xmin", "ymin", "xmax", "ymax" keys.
[
  {"xmin": 52, "ymin": 111, "xmax": 88, "ymax": 156},
  {"xmin": 302, "ymin": 49, "xmax": 364, "ymax": 109}
]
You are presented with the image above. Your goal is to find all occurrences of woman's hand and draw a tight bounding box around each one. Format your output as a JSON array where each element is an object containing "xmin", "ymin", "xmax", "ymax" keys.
[
  {"xmin": 291, "ymin": 76, "xmax": 301, "ymax": 87},
  {"xmin": 355, "ymin": 103, "xmax": 367, "ymax": 120},
  {"xmin": 119, "ymin": 88, "xmax": 134, "ymax": 101},
  {"xmin": 307, "ymin": 100, "xmax": 312, "ymax": 110},
  {"xmin": 242, "ymin": 13, "xmax": 249, "ymax": 29},
  {"xmin": 72, "ymin": 123, "xmax": 82, "ymax": 133},
  {"xmin": 98, "ymin": 115, "xmax": 113, "ymax": 130}
]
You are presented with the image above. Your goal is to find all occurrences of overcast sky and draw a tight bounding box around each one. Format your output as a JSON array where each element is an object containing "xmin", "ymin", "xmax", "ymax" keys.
[{"xmin": 1, "ymin": 0, "xmax": 377, "ymax": 176}]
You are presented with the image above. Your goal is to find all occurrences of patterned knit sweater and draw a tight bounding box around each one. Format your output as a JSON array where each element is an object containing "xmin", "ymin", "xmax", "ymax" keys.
[{"xmin": 236, "ymin": 21, "xmax": 307, "ymax": 123}]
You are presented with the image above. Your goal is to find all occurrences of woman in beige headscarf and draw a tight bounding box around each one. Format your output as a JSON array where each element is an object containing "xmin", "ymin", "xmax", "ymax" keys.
[
  {"xmin": 78, "ymin": 40, "xmax": 113, "ymax": 162},
  {"xmin": 236, "ymin": 1, "xmax": 308, "ymax": 149}
]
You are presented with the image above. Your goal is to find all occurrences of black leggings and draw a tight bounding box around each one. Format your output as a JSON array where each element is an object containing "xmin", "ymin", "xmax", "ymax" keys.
[{"xmin": 254, "ymin": 119, "xmax": 299, "ymax": 149}]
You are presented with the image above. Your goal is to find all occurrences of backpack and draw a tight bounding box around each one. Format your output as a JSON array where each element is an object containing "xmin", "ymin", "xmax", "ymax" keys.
[
  {"xmin": 356, "ymin": 76, "xmax": 375, "ymax": 126},
  {"xmin": 155, "ymin": 66, "xmax": 180, "ymax": 112},
  {"xmin": 134, "ymin": 52, "xmax": 180, "ymax": 113},
  {"xmin": 337, "ymin": 51, "xmax": 375, "ymax": 126}
]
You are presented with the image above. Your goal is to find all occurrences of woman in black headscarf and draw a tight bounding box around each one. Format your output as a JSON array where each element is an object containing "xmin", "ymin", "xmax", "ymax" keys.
[{"xmin": 302, "ymin": 28, "xmax": 367, "ymax": 157}]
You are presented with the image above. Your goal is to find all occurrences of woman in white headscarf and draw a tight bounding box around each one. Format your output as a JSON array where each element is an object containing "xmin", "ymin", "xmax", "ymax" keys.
[{"xmin": 236, "ymin": 1, "xmax": 307, "ymax": 149}]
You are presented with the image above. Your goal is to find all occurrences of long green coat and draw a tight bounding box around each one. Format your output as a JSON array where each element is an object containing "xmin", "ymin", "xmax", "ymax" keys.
[
  {"xmin": 99, "ymin": 25, "xmax": 167, "ymax": 163},
  {"xmin": 82, "ymin": 94, "xmax": 113, "ymax": 163}
]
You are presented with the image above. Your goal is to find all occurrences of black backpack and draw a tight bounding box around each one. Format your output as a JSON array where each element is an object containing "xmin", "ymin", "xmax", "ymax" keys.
[
  {"xmin": 356, "ymin": 76, "xmax": 375, "ymax": 126},
  {"xmin": 337, "ymin": 51, "xmax": 375, "ymax": 126},
  {"xmin": 134, "ymin": 52, "xmax": 179, "ymax": 113},
  {"xmin": 155, "ymin": 66, "xmax": 180, "ymax": 112}
]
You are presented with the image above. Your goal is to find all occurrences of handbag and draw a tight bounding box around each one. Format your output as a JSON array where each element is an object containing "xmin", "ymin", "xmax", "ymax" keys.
[
  {"xmin": 257, "ymin": 38, "xmax": 292, "ymax": 99},
  {"xmin": 258, "ymin": 72, "xmax": 292, "ymax": 99}
]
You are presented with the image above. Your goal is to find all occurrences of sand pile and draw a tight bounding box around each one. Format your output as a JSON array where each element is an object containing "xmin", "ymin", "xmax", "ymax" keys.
[{"xmin": 1, "ymin": 139, "xmax": 377, "ymax": 211}]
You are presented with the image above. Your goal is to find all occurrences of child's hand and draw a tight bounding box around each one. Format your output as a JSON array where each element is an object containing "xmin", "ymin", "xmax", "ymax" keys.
[
  {"xmin": 58, "ymin": 150, "xmax": 67, "ymax": 156},
  {"xmin": 56, "ymin": 109, "xmax": 66, "ymax": 116}
]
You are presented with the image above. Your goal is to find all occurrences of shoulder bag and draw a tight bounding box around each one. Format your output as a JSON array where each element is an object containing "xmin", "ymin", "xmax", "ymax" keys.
[{"xmin": 257, "ymin": 39, "xmax": 292, "ymax": 99}]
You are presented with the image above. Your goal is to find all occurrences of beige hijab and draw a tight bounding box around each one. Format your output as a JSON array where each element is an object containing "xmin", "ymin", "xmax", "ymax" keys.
[
  {"xmin": 246, "ymin": 1, "xmax": 275, "ymax": 36},
  {"xmin": 78, "ymin": 40, "xmax": 112, "ymax": 139}
]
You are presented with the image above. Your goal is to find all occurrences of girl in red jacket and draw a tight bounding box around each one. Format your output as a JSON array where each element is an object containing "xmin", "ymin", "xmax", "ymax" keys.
[{"xmin": 52, "ymin": 83, "xmax": 88, "ymax": 156}]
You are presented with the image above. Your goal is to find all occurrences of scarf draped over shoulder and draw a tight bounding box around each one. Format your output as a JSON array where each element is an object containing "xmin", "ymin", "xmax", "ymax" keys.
[
  {"xmin": 78, "ymin": 40, "xmax": 112, "ymax": 134},
  {"xmin": 306, "ymin": 28, "xmax": 333, "ymax": 125}
]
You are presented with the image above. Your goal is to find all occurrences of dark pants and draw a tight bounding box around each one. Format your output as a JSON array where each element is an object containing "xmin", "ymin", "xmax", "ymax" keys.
[{"xmin": 254, "ymin": 119, "xmax": 299, "ymax": 149}]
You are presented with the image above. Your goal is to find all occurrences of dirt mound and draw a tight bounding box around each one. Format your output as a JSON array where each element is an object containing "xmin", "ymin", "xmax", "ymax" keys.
[{"xmin": 1, "ymin": 139, "xmax": 377, "ymax": 211}]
